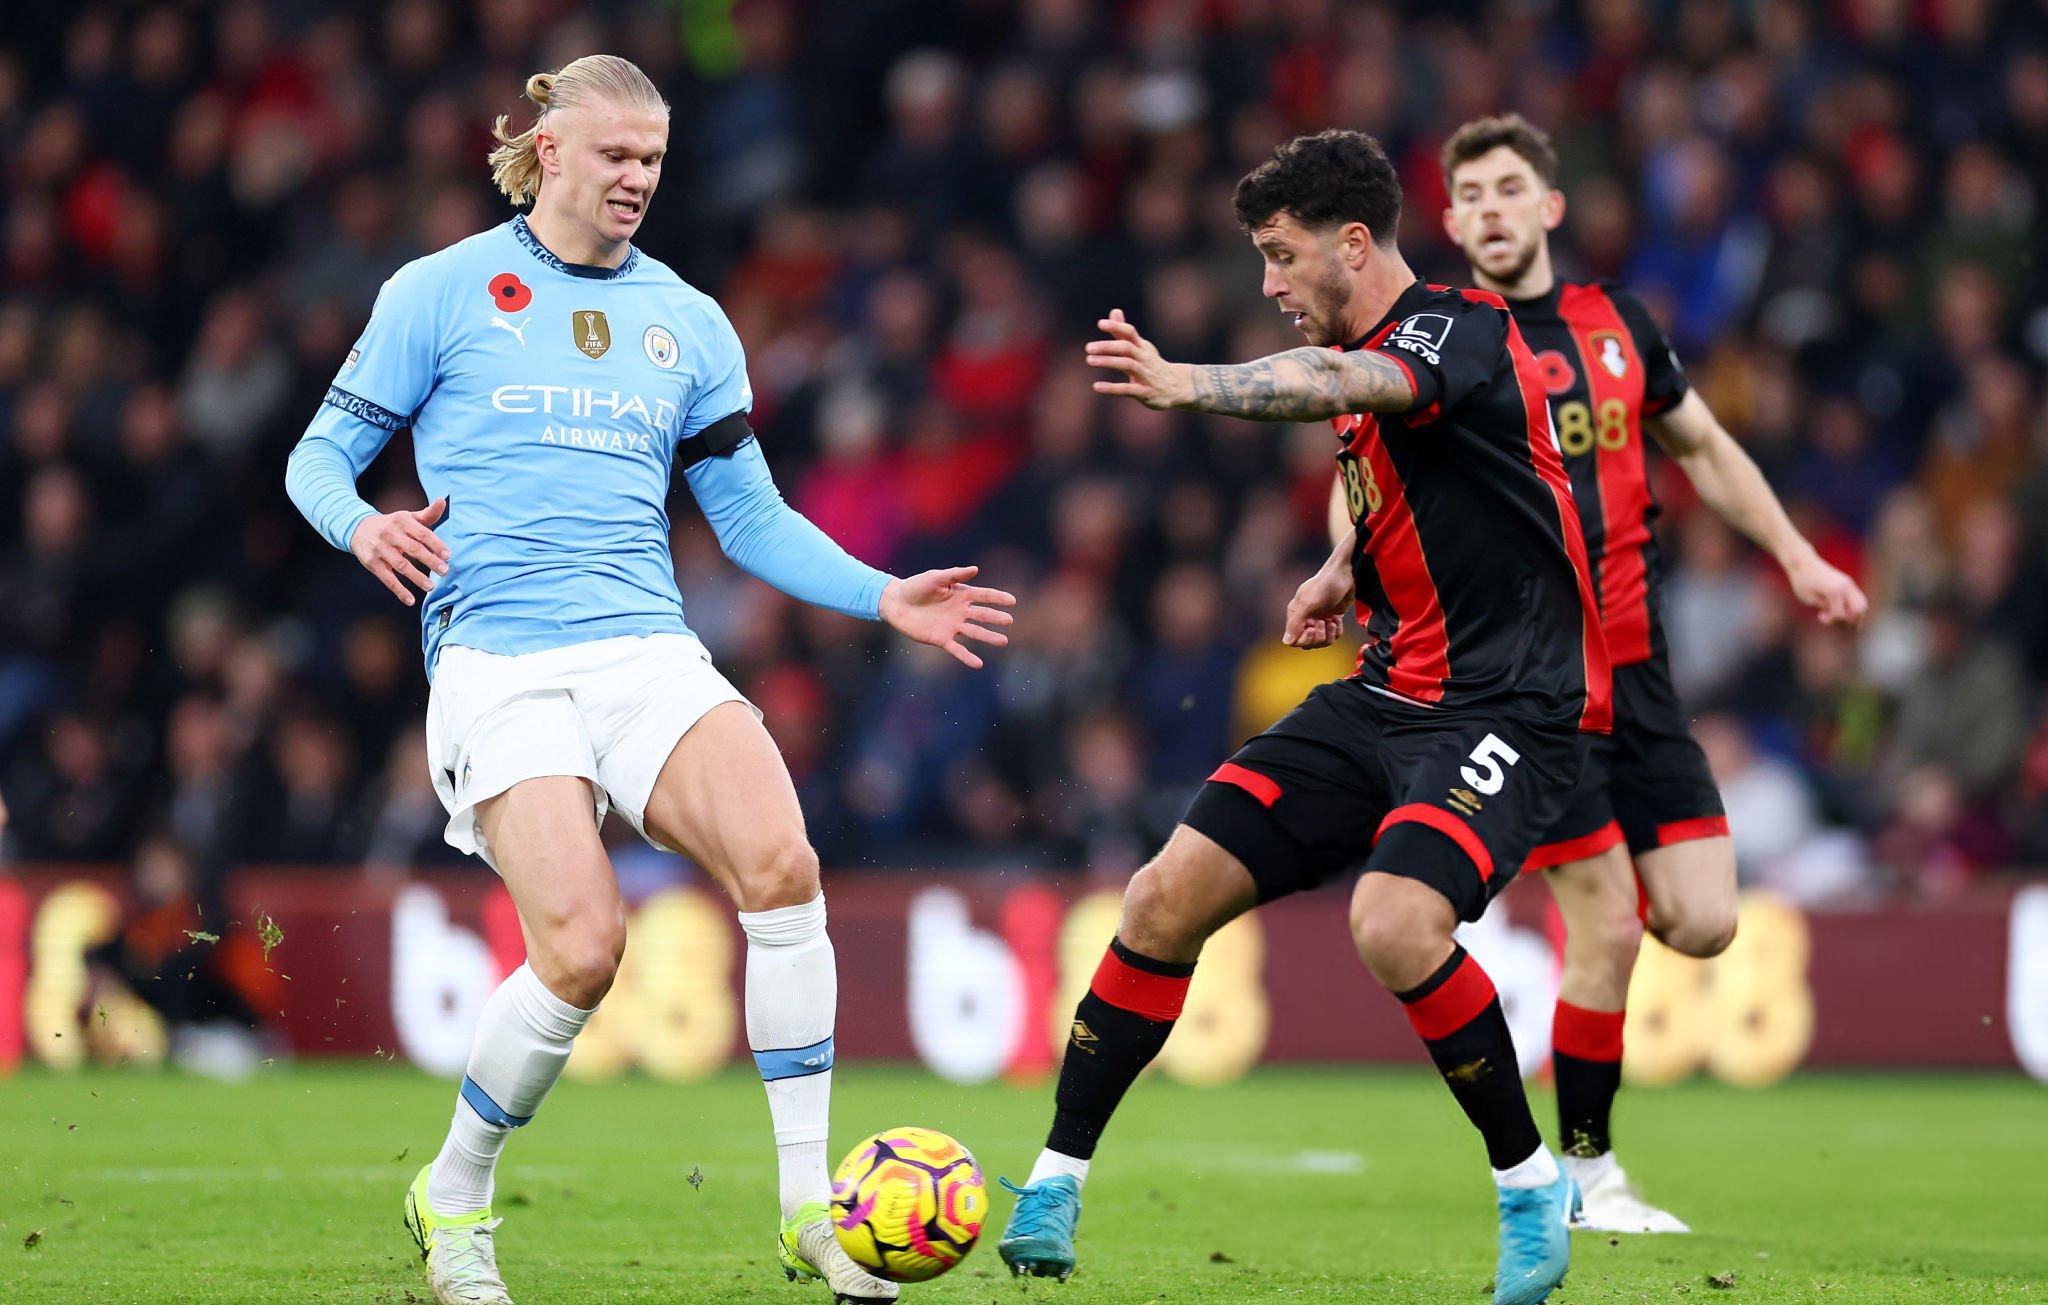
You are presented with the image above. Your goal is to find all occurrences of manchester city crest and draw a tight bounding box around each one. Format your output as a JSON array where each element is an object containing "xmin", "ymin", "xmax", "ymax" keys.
[{"xmin": 644, "ymin": 324, "xmax": 678, "ymax": 369}]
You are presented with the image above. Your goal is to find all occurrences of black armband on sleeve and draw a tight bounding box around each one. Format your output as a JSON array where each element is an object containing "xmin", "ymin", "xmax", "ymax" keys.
[{"xmin": 675, "ymin": 410, "xmax": 754, "ymax": 470}]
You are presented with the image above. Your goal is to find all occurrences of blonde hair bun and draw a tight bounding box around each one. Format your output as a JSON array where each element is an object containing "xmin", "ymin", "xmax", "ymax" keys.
[{"xmin": 488, "ymin": 56, "xmax": 666, "ymax": 207}]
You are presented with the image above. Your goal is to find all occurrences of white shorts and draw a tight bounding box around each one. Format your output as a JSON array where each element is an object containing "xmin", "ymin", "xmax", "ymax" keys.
[{"xmin": 425, "ymin": 633, "xmax": 755, "ymax": 871}]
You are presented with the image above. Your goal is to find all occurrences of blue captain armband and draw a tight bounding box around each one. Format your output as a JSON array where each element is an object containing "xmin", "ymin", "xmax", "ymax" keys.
[{"xmin": 322, "ymin": 385, "xmax": 409, "ymax": 432}]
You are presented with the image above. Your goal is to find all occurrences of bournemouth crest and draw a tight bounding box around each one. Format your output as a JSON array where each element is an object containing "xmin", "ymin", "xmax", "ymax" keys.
[{"xmin": 1591, "ymin": 330, "xmax": 1628, "ymax": 378}]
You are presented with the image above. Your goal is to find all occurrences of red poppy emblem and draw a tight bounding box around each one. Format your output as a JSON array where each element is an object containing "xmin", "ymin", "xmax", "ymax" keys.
[
  {"xmin": 1535, "ymin": 349, "xmax": 1576, "ymax": 396},
  {"xmin": 488, "ymin": 272, "xmax": 533, "ymax": 313}
]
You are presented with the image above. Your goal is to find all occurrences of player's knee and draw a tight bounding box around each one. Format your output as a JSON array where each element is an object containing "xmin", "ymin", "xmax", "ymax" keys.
[
  {"xmin": 1656, "ymin": 902, "xmax": 1736, "ymax": 959},
  {"xmin": 733, "ymin": 837, "xmax": 821, "ymax": 913},
  {"xmin": 1348, "ymin": 876, "xmax": 1453, "ymax": 989},
  {"xmin": 1347, "ymin": 896, "xmax": 1418, "ymax": 973},
  {"xmin": 1117, "ymin": 861, "xmax": 1210, "ymax": 957},
  {"xmin": 1569, "ymin": 896, "xmax": 1644, "ymax": 974},
  {"xmin": 536, "ymin": 909, "xmax": 626, "ymax": 1007}
]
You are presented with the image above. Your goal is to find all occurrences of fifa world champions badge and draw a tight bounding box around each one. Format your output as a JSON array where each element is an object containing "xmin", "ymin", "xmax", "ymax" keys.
[{"xmin": 574, "ymin": 310, "xmax": 612, "ymax": 359}]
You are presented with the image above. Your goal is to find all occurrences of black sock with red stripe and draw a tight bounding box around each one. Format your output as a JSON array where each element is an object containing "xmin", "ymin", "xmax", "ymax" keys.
[
  {"xmin": 1045, "ymin": 938, "xmax": 1195, "ymax": 1160},
  {"xmin": 1553, "ymin": 1000, "xmax": 1624, "ymax": 1157},
  {"xmin": 1398, "ymin": 945, "xmax": 1543, "ymax": 1170}
]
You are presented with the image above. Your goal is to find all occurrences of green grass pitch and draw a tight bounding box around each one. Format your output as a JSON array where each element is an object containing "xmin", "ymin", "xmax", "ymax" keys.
[{"xmin": 2, "ymin": 1063, "xmax": 2042, "ymax": 1302}]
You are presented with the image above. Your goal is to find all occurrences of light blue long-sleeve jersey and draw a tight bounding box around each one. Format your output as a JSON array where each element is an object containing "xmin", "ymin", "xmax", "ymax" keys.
[{"xmin": 285, "ymin": 215, "xmax": 889, "ymax": 677}]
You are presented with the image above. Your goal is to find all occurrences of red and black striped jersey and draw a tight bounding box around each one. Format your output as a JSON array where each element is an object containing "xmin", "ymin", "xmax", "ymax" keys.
[
  {"xmin": 1505, "ymin": 281, "xmax": 1689, "ymax": 667},
  {"xmin": 1332, "ymin": 280, "xmax": 1612, "ymax": 733}
]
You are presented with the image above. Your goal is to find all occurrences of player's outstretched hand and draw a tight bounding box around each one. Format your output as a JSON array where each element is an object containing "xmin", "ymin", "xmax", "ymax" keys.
[
  {"xmin": 1787, "ymin": 552, "xmax": 1868, "ymax": 626},
  {"xmin": 1086, "ymin": 309, "xmax": 1193, "ymax": 410},
  {"xmin": 350, "ymin": 496, "xmax": 451, "ymax": 608},
  {"xmin": 879, "ymin": 566, "xmax": 1018, "ymax": 670},
  {"xmin": 1283, "ymin": 566, "xmax": 1354, "ymax": 650}
]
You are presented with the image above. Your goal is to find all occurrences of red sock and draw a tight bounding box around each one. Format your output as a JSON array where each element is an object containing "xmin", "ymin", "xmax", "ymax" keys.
[
  {"xmin": 1552, "ymin": 999, "xmax": 1624, "ymax": 1157},
  {"xmin": 1398, "ymin": 946, "xmax": 1543, "ymax": 1171}
]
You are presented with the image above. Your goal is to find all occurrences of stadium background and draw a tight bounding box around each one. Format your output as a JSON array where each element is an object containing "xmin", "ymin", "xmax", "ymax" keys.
[
  {"xmin": 4, "ymin": 3, "xmax": 2048, "ymax": 1302},
  {"xmin": 3, "ymin": 0, "xmax": 2048, "ymax": 1073}
]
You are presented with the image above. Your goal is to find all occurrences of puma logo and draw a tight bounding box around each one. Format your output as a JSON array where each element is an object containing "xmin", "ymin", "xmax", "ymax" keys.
[{"xmin": 489, "ymin": 315, "xmax": 529, "ymax": 346}]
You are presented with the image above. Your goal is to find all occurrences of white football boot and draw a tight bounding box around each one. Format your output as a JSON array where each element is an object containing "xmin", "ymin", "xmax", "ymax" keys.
[
  {"xmin": 778, "ymin": 1200, "xmax": 900, "ymax": 1303},
  {"xmin": 1563, "ymin": 1152, "xmax": 1691, "ymax": 1234},
  {"xmin": 405, "ymin": 1163, "xmax": 515, "ymax": 1303}
]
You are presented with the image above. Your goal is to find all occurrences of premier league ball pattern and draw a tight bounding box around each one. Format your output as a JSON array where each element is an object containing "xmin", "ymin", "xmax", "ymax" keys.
[{"xmin": 830, "ymin": 1127, "xmax": 987, "ymax": 1282}]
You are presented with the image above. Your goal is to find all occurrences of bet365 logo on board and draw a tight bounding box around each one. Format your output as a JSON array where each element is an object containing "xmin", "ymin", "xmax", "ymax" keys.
[{"xmin": 574, "ymin": 310, "xmax": 612, "ymax": 359}]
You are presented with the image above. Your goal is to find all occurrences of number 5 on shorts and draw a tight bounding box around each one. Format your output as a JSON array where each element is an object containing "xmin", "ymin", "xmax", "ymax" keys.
[{"xmin": 1460, "ymin": 732, "xmax": 1521, "ymax": 796}]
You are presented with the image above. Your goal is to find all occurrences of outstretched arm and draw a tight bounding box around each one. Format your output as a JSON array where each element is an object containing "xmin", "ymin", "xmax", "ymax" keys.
[
  {"xmin": 686, "ymin": 437, "xmax": 890, "ymax": 618},
  {"xmin": 1085, "ymin": 311, "xmax": 1416, "ymax": 422},
  {"xmin": 685, "ymin": 439, "xmax": 1015, "ymax": 668},
  {"xmin": 1649, "ymin": 390, "xmax": 1866, "ymax": 625}
]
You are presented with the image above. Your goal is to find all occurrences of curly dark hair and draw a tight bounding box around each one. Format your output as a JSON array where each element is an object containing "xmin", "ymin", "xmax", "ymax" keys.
[
  {"xmin": 1232, "ymin": 129, "xmax": 1402, "ymax": 246},
  {"xmin": 1440, "ymin": 113, "xmax": 1559, "ymax": 189}
]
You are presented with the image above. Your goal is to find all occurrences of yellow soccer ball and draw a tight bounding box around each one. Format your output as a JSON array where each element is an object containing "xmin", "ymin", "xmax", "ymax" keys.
[{"xmin": 830, "ymin": 1126, "xmax": 987, "ymax": 1282}]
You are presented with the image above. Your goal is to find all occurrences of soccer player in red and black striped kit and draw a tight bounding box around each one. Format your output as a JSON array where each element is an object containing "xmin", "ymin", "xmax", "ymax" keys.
[
  {"xmin": 997, "ymin": 130, "xmax": 1606, "ymax": 1305},
  {"xmin": 1432, "ymin": 115, "xmax": 1867, "ymax": 1232}
]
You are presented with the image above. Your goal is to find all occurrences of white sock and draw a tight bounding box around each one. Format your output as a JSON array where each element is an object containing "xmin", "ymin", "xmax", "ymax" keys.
[
  {"xmin": 427, "ymin": 962, "xmax": 594, "ymax": 1215},
  {"xmin": 1026, "ymin": 1149, "xmax": 1091, "ymax": 1188},
  {"xmin": 1493, "ymin": 1144, "xmax": 1561, "ymax": 1190},
  {"xmin": 740, "ymin": 893, "xmax": 836, "ymax": 1221},
  {"xmin": 1560, "ymin": 1150, "xmax": 1616, "ymax": 1181}
]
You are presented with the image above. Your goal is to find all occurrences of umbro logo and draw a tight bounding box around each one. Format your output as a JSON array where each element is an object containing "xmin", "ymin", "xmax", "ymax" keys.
[
  {"xmin": 1070, "ymin": 1020, "xmax": 1099, "ymax": 1054},
  {"xmin": 489, "ymin": 315, "xmax": 530, "ymax": 346}
]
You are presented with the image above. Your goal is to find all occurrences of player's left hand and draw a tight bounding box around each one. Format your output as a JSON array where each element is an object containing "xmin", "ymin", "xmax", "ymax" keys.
[
  {"xmin": 1086, "ymin": 309, "xmax": 1193, "ymax": 410},
  {"xmin": 1283, "ymin": 567, "xmax": 1355, "ymax": 649},
  {"xmin": 879, "ymin": 566, "xmax": 1018, "ymax": 670},
  {"xmin": 1787, "ymin": 552, "xmax": 1868, "ymax": 626}
]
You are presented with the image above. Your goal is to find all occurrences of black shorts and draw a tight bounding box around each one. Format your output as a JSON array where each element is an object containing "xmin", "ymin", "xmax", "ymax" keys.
[
  {"xmin": 1524, "ymin": 652, "xmax": 1726, "ymax": 871},
  {"xmin": 1181, "ymin": 679, "xmax": 1590, "ymax": 923}
]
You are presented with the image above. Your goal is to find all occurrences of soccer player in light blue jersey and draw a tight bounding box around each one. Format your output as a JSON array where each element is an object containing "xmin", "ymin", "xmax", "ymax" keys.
[{"xmin": 285, "ymin": 55, "xmax": 1014, "ymax": 1305}]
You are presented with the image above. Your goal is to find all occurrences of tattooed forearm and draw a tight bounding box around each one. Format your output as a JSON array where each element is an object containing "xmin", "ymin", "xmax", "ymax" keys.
[
  {"xmin": 1185, "ymin": 348, "xmax": 1416, "ymax": 421},
  {"xmin": 1333, "ymin": 351, "xmax": 1421, "ymax": 413}
]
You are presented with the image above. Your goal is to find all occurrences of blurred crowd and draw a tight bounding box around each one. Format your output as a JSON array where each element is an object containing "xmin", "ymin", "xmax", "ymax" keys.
[{"xmin": 4, "ymin": 0, "xmax": 2048, "ymax": 906}]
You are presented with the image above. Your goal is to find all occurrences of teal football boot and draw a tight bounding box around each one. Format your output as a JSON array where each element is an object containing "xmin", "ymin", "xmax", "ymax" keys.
[
  {"xmin": 1493, "ymin": 1161, "xmax": 1577, "ymax": 1305},
  {"xmin": 996, "ymin": 1175, "xmax": 1081, "ymax": 1281}
]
